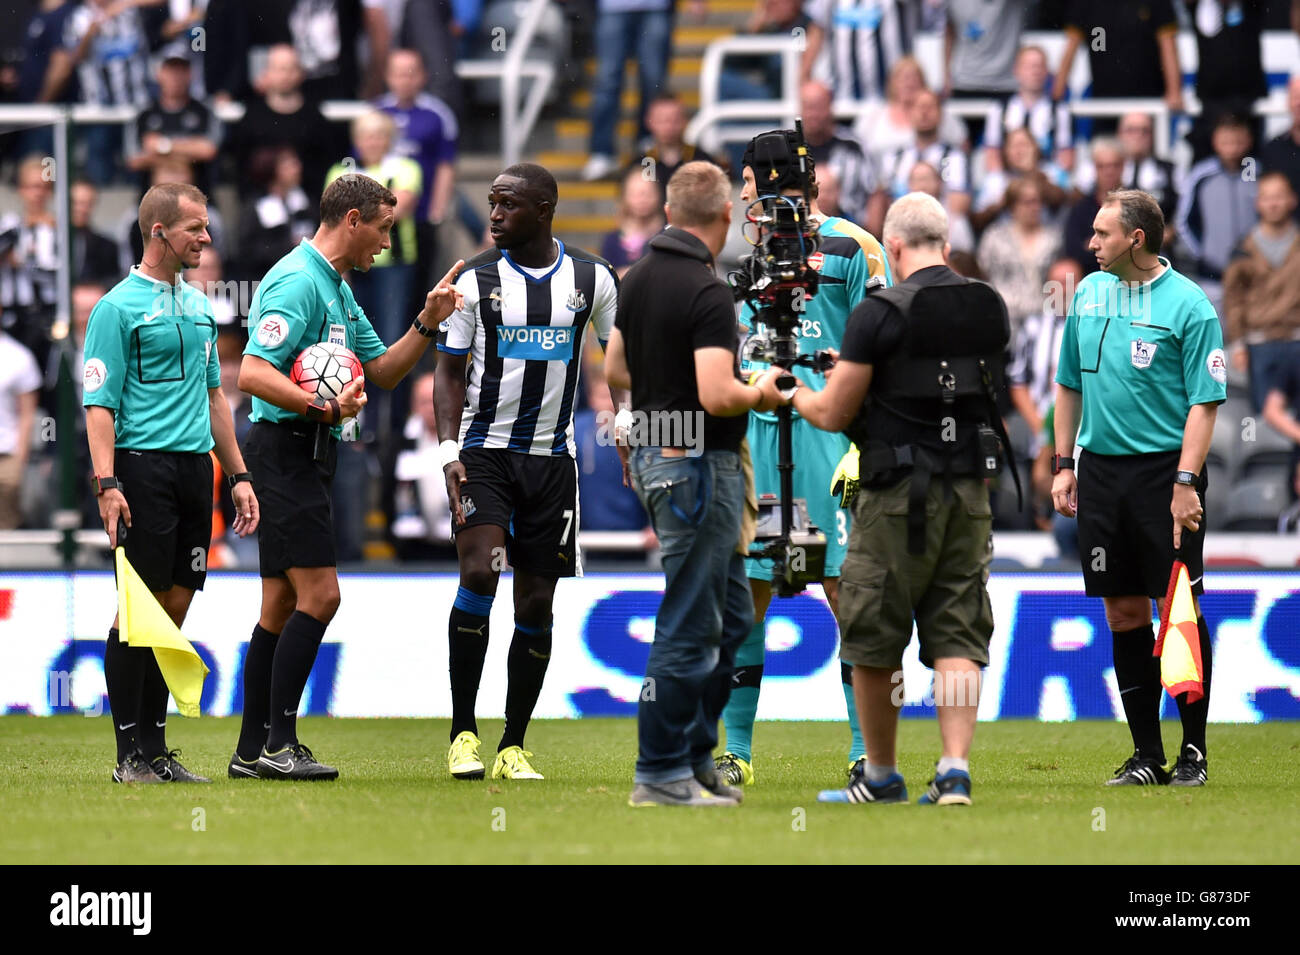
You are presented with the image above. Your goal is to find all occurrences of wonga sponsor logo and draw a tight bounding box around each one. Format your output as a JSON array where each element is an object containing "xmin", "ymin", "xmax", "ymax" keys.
[{"xmin": 496, "ymin": 325, "xmax": 574, "ymax": 361}]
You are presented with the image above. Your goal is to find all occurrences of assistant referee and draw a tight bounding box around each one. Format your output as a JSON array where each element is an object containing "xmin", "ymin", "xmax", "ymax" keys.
[
  {"xmin": 84, "ymin": 182, "xmax": 259, "ymax": 784},
  {"xmin": 1053, "ymin": 189, "xmax": 1225, "ymax": 787}
]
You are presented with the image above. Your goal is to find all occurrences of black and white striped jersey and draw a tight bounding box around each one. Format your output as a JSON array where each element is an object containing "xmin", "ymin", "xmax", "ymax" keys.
[{"xmin": 438, "ymin": 240, "xmax": 618, "ymax": 458}]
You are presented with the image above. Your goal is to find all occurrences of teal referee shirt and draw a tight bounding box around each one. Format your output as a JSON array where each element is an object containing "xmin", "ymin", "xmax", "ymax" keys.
[
  {"xmin": 244, "ymin": 240, "xmax": 387, "ymax": 437},
  {"xmin": 82, "ymin": 267, "xmax": 220, "ymax": 452},
  {"xmin": 1055, "ymin": 258, "xmax": 1227, "ymax": 456}
]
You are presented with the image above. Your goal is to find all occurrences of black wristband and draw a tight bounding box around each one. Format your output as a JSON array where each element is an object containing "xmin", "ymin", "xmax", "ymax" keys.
[
  {"xmin": 91, "ymin": 474, "xmax": 121, "ymax": 496},
  {"xmin": 226, "ymin": 471, "xmax": 253, "ymax": 489},
  {"xmin": 305, "ymin": 398, "xmax": 341, "ymax": 424},
  {"xmin": 412, "ymin": 316, "xmax": 438, "ymax": 339}
]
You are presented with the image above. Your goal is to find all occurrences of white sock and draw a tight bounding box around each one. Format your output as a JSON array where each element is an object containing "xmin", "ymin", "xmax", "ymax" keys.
[
  {"xmin": 865, "ymin": 763, "xmax": 897, "ymax": 784},
  {"xmin": 937, "ymin": 757, "xmax": 969, "ymax": 775}
]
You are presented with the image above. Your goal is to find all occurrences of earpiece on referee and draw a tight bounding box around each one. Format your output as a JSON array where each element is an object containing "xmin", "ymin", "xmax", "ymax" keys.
[{"xmin": 153, "ymin": 228, "xmax": 164, "ymax": 238}]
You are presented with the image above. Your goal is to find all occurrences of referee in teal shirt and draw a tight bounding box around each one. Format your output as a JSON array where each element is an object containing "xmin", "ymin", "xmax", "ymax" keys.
[
  {"xmin": 231, "ymin": 174, "xmax": 463, "ymax": 781},
  {"xmin": 1053, "ymin": 189, "xmax": 1225, "ymax": 788},
  {"xmin": 84, "ymin": 182, "xmax": 259, "ymax": 784}
]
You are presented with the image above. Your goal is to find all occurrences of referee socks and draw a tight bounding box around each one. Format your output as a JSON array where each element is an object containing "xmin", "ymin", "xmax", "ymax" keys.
[
  {"xmin": 236, "ymin": 624, "xmax": 280, "ymax": 761},
  {"xmin": 1112, "ymin": 623, "xmax": 1165, "ymax": 763},
  {"xmin": 267, "ymin": 611, "xmax": 328, "ymax": 752},
  {"xmin": 1174, "ymin": 616, "xmax": 1213, "ymax": 756},
  {"xmin": 104, "ymin": 627, "xmax": 146, "ymax": 764}
]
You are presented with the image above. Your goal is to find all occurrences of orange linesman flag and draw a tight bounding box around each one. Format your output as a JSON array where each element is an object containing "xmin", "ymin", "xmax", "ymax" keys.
[{"xmin": 1153, "ymin": 560, "xmax": 1204, "ymax": 703}]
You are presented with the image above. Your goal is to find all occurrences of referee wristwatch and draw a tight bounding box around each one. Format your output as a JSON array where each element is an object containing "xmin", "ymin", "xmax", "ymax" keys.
[
  {"xmin": 91, "ymin": 474, "xmax": 121, "ymax": 496},
  {"xmin": 1174, "ymin": 470, "xmax": 1199, "ymax": 487},
  {"xmin": 227, "ymin": 471, "xmax": 253, "ymax": 489},
  {"xmin": 1051, "ymin": 455, "xmax": 1074, "ymax": 475},
  {"xmin": 412, "ymin": 316, "xmax": 438, "ymax": 339}
]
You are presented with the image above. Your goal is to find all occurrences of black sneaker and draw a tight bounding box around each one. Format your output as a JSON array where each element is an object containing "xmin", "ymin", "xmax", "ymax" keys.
[
  {"xmin": 257, "ymin": 743, "xmax": 339, "ymax": 781},
  {"xmin": 1106, "ymin": 753, "xmax": 1171, "ymax": 786},
  {"xmin": 695, "ymin": 766, "xmax": 743, "ymax": 804},
  {"xmin": 113, "ymin": 752, "xmax": 163, "ymax": 784},
  {"xmin": 228, "ymin": 753, "xmax": 261, "ymax": 780},
  {"xmin": 1170, "ymin": 745, "xmax": 1208, "ymax": 787},
  {"xmin": 150, "ymin": 750, "xmax": 211, "ymax": 783}
]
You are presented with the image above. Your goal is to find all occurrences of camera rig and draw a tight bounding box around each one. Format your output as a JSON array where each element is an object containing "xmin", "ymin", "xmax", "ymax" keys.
[{"xmin": 727, "ymin": 122, "xmax": 830, "ymax": 597}]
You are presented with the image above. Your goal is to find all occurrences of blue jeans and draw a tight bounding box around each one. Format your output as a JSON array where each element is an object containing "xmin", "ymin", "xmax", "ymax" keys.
[
  {"xmin": 630, "ymin": 447, "xmax": 753, "ymax": 784},
  {"xmin": 588, "ymin": 9, "xmax": 672, "ymax": 157}
]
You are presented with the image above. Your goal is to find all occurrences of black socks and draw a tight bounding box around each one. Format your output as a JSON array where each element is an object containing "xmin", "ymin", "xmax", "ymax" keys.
[
  {"xmin": 1175, "ymin": 616, "xmax": 1213, "ymax": 756},
  {"xmin": 1112, "ymin": 623, "xmax": 1165, "ymax": 762},
  {"xmin": 236, "ymin": 624, "xmax": 280, "ymax": 760},
  {"xmin": 449, "ymin": 607, "xmax": 490, "ymax": 741},
  {"xmin": 103, "ymin": 627, "xmax": 145, "ymax": 764},
  {"xmin": 266, "ymin": 611, "xmax": 328, "ymax": 752},
  {"xmin": 501, "ymin": 622, "xmax": 552, "ymax": 752}
]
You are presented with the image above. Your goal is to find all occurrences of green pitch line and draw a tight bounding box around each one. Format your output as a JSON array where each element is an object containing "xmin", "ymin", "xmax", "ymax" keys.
[{"xmin": 0, "ymin": 718, "xmax": 1294, "ymax": 864}]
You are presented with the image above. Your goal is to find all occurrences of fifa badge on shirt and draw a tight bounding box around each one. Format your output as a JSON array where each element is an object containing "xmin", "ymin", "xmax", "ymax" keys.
[
  {"xmin": 565, "ymin": 289, "xmax": 587, "ymax": 312},
  {"xmin": 329, "ymin": 323, "xmax": 347, "ymax": 347},
  {"xmin": 1131, "ymin": 339, "xmax": 1157, "ymax": 369}
]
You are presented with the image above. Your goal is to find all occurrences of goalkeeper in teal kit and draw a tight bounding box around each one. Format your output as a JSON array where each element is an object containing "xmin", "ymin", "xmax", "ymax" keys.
[{"xmin": 718, "ymin": 133, "xmax": 893, "ymax": 788}]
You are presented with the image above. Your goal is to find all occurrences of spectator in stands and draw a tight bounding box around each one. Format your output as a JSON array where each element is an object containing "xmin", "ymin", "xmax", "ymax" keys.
[
  {"xmin": 402, "ymin": 0, "xmax": 465, "ymax": 115},
  {"xmin": 574, "ymin": 359, "xmax": 651, "ymax": 538},
  {"xmin": 719, "ymin": 0, "xmax": 809, "ymax": 102},
  {"xmin": 972, "ymin": 126, "xmax": 1069, "ymax": 232},
  {"xmin": 803, "ymin": 0, "xmax": 914, "ymax": 103},
  {"xmin": 942, "ymin": 0, "xmax": 1028, "ymax": 147},
  {"xmin": 983, "ymin": 45, "xmax": 1073, "ymax": 176},
  {"xmin": 1280, "ymin": 463, "xmax": 1300, "ymax": 528},
  {"xmin": 126, "ymin": 56, "xmax": 220, "ymax": 195},
  {"xmin": 976, "ymin": 174, "xmax": 1061, "ymax": 336},
  {"xmin": 601, "ymin": 167, "xmax": 666, "ymax": 277},
  {"xmin": 632, "ymin": 95, "xmax": 719, "ymax": 201},
  {"xmin": 1222, "ymin": 172, "xmax": 1300, "ymax": 413},
  {"xmin": 1262, "ymin": 365, "xmax": 1300, "ymax": 507},
  {"xmin": 876, "ymin": 89, "xmax": 969, "ymax": 228},
  {"xmin": 581, "ymin": 0, "xmax": 672, "ymax": 181},
  {"xmin": 283, "ymin": 0, "xmax": 385, "ymax": 102},
  {"xmin": 1184, "ymin": 0, "xmax": 1268, "ymax": 164},
  {"xmin": 40, "ymin": 0, "xmax": 153, "ymax": 184},
  {"xmin": 1260, "ymin": 76, "xmax": 1300, "ymax": 216},
  {"xmin": 854, "ymin": 56, "xmax": 968, "ymax": 170},
  {"xmin": 801, "ymin": 80, "xmax": 876, "ymax": 226},
  {"xmin": 149, "ymin": 0, "xmax": 209, "ymax": 98},
  {"xmin": 12, "ymin": 0, "xmax": 76, "ymax": 157},
  {"xmin": 1053, "ymin": 0, "xmax": 1181, "ymax": 136},
  {"xmin": 325, "ymin": 109, "xmax": 422, "ymax": 437},
  {"xmin": 236, "ymin": 146, "xmax": 316, "ymax": 283},
  {"xmin": 0, "ymin": 311, "xmax": 40, "ymax": 529},
  {"xmin": 907, "ymin": 160, "xmax": 974, "ymax": 253},
  {"xmin": 69, "ymin": 179, "xmax": 122, "ymax": 287},
  {"xmin": 1062, "ymin": 137, "xmax": 1124, "ymax": 272},
  {"xmin": 0, "ymin": 156, "xmax": 58, "ymax": 379},
  {"xmin": 377, "ymin": 48, "xmax": 458, "ymax": 228},
  {"xmin": 1008, "ymin": 255, "xmax": 1080, "ymax": 442},
  {"xmin": 223, "ymin": 44, "xmax": 349, "ymax": 199},
  {"xmin": 1175, "ymin": 113, "xmax": 1258, "ymax": 312},
  {"xmin": 200, "ymin": 0, "xmax": 248, "ymax": 104},
  {"xmin": 376, "ymin": 48, "xmax": 457, "ymax": 297},
  {"xmin": 1114, "ymin": 111, "xmax": 1178, "ymax": 230},
  {"xmin": 387, "ymin": 369, "xmax": 455, "ymax": 560},
  {"xmin": 814, "ymin": 162, "xmax": 843, "ymax": 218}
]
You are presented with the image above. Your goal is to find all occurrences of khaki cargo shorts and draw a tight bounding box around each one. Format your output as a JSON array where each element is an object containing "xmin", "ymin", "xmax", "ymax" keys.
[{"xmin": 837, "ymin": 475, "xmax": 994, "ymax": 669}]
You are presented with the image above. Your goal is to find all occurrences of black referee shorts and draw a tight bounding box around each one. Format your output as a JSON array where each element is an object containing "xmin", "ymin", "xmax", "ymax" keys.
[
  {"xmin": 114, "ymin": 449, "xmax": 214, "ymax": 593},
  {"xmin": 242, "ymin": 421, "xmax": 338, "ymax": 578},
  {"xmin": 457, "ymin": 446, "xmax": 580, "ymax": 577},
  {"xmin": 1076, "ymin": 449, "xmax": 1207, "ymax": 600}
]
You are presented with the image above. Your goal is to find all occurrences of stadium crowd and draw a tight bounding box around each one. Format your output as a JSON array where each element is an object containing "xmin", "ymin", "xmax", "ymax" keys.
[{"xmin": 2, "ymin": 0, "xmax": 1300, "ymax": 560}]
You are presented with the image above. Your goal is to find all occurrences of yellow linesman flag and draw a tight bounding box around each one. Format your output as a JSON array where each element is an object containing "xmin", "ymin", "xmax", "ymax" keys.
[
  {"xmin": 1153, "ymin": 559, "xmax": 1205, "ymax": 704},
  {"xmin": 116, "ymin": 547, "xmax": 209, "ymax": 717}
]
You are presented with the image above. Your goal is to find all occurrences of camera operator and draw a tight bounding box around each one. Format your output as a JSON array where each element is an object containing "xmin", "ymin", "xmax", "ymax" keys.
[
  {"xmin": 759, "ymin": 192, "xmax": 1011, "ymax": 807},
  {"xmin": 717, "ymin": 128, "xmax": 893, "ymax": 791},
  {"xmin": 604, "ymin": 161, "xmax": 784, "ymax": 808}
]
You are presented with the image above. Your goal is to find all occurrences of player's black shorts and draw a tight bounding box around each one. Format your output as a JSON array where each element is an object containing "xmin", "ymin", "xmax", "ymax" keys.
[
  {"xmin": 1076, "ymin": 449, "xmax": 1207, "ymax": 599},
  {"xmin": 114, "ymin": 449, "xmax": 214, "ymax": 593},
  {"xmin": 242, "ymin": 421, "xmax": 338, "ymax": 577},
  {"xmin": 457, "ymin": 446, "xmax": 580, "ymax": 577}
]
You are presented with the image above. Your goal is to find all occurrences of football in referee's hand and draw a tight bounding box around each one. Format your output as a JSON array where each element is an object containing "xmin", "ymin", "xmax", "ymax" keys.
[{"xmin": 290, "ymin": 342, "xmax": 365, "ymax": 400}]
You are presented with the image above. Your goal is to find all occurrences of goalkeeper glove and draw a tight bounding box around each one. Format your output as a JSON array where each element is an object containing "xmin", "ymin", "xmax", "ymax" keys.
[{"xmin": 830, "ymin": 444, "xmax": 860, "ymax": 508}]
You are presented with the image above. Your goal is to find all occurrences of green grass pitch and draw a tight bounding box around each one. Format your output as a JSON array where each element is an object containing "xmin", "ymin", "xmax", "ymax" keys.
[{"xmin": 2, "ymin": 717, "xmax": 1296, "ymax": 864}]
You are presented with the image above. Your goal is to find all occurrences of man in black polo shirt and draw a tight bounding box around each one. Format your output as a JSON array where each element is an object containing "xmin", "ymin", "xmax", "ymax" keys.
[
  {"xmin": 126, "ymin": 57, "xmax": 220, "ymax": 195},
  {"xmin": 605, "ymin": 160, "xmax": 783, "ymax": 808}
]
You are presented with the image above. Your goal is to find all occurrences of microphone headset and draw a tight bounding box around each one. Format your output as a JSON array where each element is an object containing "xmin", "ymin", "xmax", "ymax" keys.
[
  {"xmin": 144, "ymin": 225, "xmax": 184, "ymax": 269},
  {"xmin": 1126, "ymin": 233, "xmax": 1159, "ymax": 273}
]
